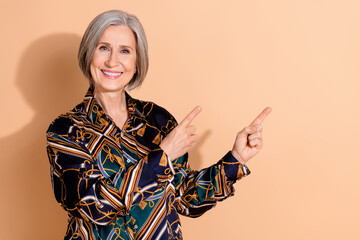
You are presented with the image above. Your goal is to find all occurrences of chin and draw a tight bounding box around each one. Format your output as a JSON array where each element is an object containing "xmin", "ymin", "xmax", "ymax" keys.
[{"xmin": 94, "ymin": 81, "xmax": 128, "ymax": 93}]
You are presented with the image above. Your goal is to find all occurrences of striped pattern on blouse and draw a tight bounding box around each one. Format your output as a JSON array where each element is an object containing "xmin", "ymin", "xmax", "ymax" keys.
[{"xmin": 46, "ymin": 88, "xmax": 250, "ymax": 240}]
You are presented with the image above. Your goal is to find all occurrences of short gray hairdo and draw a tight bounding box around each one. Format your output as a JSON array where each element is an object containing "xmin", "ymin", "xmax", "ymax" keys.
[{"xmin": 78, "ymin": 10, "xmax": 149, "ymax": 90}]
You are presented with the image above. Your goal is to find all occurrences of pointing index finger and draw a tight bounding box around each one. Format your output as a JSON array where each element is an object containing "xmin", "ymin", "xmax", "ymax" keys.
[
  {"xmin": 179, "ymin": 106, "xmax": 202, "ymax": 127},
  {"xmin": 250, "ymin": 107, "xmax": 272, "ymax": 126}
]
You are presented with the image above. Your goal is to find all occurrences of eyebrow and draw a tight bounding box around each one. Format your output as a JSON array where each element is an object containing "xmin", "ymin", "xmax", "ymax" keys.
[{"xmin": 97, "ymin": 42, "xmax": 133, "ymax": 49}]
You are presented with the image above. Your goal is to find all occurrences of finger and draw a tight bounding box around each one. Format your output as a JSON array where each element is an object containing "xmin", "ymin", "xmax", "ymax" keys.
[
  {"xmin": 250, "ymin": 107, "xmax": 272, "ymax": 126},
  {"xmin": 255, "ymin": 124, "xmax": 263, "ymax": 132},
  {"xmin": 247, "ymin": 125, "xmax": 262, "ymax": 137},
  {"xmin": 249, "ymin": 138, "xmax": 263, "ymax": 148},
  {"xmin": 179, "ymin": 106, "xmax": 202, "ymax": 127},
  {"xmin": 237, "ymin": 126, "xmax": 257, "ymax": 139},
  {"xmin": 189, "ymin": 134, "xmax": 199, "ymax": 144},
  {"xmin": 186, "ymin": 125, "xmax": 197, "ymax": 134},
  {"xmin": 248, "ymin": 132, "xmax": 261, "ymax": 140},
  {"xmin": 187, "ymin": 135, "xmax": 199, "ymax": 150}
]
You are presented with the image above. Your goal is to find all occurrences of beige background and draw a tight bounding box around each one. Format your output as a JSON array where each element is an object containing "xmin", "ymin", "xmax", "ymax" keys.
[{"xmin": 1, "ymin": 0, "xmax": 359, "ymax": 239}]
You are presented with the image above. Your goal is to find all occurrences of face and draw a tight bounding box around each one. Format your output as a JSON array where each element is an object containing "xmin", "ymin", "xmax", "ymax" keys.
[{"xmin": 90, "ymin": 25, "xmax": 137, "ymax": 93}]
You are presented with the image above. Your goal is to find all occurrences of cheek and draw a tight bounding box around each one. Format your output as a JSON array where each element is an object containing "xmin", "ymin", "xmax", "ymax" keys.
[
  {"xmin": 89, "ymin": 61, "xmax": 99, "ymax": 77},
  {"xmin": 91, "ymin": 54, "xmax": 102, "ymax": 67},
  {"xmin": 90, "ymin": 54, "xmax": 103, "ymax": 78},
  {"xmin": 91, "ymin": 50, "xmax": 109, "ymax": 67},
  {"xmin": 126, "ymin": 56, "xmax": 137, "ymax": 70}
]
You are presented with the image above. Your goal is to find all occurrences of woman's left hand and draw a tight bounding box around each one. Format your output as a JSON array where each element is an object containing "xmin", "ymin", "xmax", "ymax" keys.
[{"xmin": 231, "ymin": 107, "xmax": 272, "ymax": 164}]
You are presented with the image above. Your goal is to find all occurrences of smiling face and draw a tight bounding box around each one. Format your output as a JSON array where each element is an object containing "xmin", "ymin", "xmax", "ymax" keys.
[{"xmin": 90, "ymin": 25, "xmax": 137, "ymax": 93}]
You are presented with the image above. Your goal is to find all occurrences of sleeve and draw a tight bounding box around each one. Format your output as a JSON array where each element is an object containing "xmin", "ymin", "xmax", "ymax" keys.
[
  {"xmin": 161, "ymin": 124, "xmax": 250, "ymax": 218},
  {"xmin": 46, "ymin": 116, "xmax": 175, "ymax": 226}
]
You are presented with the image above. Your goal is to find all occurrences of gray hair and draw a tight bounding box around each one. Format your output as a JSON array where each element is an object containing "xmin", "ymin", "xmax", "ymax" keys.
[{"xmin": 78, "ymin": 10, "xmax": 148, "ymax": 90}]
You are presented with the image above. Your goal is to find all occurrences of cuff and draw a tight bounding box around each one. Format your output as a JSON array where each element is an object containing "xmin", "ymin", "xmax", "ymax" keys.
[
  {"xmin": 146, "ymin": 149, "xmax": 175, "ymax": 180},
  {"xmin": 222, "ymin": 151, "xmax": 251, "ymax": 181}
]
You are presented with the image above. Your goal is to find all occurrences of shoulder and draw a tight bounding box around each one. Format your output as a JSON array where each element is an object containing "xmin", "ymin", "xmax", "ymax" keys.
[
  {"xmin": 46, "ymin": 102, "xmax": 85, "ymax": 136},
  {"xmin": 146, "ymin": 101, "xmax": 176, "ymax": 125},
  {"xmin": 46, "ymin": 114, "xmax": 73, "ymax": 136},
  {"xmin": 133, "ymin": 98, "xmax": 178, "ymax": 132}
]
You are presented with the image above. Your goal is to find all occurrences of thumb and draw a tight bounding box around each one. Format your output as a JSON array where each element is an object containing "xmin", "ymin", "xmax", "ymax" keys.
[{"xmin": 239, "ymin": 126, "xmax": 257, "ymax": 138}]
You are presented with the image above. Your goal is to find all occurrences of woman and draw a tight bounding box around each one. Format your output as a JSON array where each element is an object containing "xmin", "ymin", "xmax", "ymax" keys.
[{"xmin": 46, "ymin": 9, "xmax": 271, "ymax": 240}]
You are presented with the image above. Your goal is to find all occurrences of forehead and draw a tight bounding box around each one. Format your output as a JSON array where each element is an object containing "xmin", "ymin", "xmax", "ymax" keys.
[{"xmin": 98, "ymin": 25, "xmax": 136, "ymax": 46}]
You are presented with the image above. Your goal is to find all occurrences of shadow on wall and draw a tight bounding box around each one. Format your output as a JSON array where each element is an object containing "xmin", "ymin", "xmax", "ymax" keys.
[
  {"xmin": 0, "ymin": 33, "xmax": 209, "ymax": 240},
  {"xmin": 188, "ymin": 129, "xmax": 210, "ymax": 170},
  {"xmin": 0, "ymin": 34, "xmax": 88, "ymax": 239}
]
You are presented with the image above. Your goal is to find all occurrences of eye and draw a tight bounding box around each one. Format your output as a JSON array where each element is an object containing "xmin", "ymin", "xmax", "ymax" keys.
[
  {"xmin": 99, "ymin": 45, "xmax": 109, "ymax": 51},
  {"xmin": 121, "ymin": 49, "xmax": 130, "ymax": 54}
]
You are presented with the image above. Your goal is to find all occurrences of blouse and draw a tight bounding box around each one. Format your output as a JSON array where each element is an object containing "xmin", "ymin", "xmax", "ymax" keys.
[{"xmin": 46, "ymin": 88, "xmax": 250, "ymax": 240}]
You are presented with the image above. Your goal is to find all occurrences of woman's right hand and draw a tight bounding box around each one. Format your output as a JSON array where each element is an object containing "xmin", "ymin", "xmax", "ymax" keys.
[{"xmin": 160, "ymin": 106, "xmax": 202, "ymax": 161}]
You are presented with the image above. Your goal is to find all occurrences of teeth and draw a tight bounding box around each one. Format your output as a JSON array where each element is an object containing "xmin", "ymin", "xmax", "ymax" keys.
[{"xmin": 102, "ymin": 70, "xmax": 122, "ymax": 77}]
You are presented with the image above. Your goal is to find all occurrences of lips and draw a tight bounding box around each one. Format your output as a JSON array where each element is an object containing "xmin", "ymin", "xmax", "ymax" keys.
[{"xmin": 101, "ymin": 70, "xmax": 123, "ymax": 78}]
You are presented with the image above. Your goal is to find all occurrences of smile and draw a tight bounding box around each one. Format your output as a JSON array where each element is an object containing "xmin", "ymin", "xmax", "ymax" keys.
[{"xmin": 101, "ymin": 70, "xmax": 123, "ymax": 77}]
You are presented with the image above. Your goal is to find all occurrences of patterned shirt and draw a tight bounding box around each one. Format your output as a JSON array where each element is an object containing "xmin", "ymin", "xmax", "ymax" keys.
[{"xmin": 46, "ymin": 88, "xmax": 250, "ymax": 240}]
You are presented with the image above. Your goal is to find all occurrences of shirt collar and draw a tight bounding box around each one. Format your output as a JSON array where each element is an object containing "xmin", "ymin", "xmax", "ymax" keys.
[{"xmin": 82, "ymin": 87, "xmax": 146, "ymax": 126}]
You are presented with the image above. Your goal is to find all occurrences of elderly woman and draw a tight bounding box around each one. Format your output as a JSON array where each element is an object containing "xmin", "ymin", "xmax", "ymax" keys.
[{"xmin": 46, "ymin": 10, "xmax": 271, "ymax": 240}]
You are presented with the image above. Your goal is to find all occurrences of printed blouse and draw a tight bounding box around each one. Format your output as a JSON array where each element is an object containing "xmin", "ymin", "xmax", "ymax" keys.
[{"xmin": 46, "ymin": 88, "xmax": 250, "ymax": 240}]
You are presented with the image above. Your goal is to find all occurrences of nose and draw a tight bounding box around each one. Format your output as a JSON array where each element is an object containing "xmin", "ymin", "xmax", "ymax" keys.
[{"xmin": 105, "ymin": 51, "xmax": 119, "ymax": 68}]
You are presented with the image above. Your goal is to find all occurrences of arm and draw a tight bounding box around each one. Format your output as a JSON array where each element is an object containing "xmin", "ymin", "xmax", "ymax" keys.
[
  {"xmin": 159, "ymin": 107, "xmax": 271, "ymax": 217},
  {"xmin": 156, "ymin": 107, "xmax": 250, "ymax": 217},
  {"xmin": 46, "ymin": 116, "xmax": 175, "ymax": 225},
  {"xmin": 173, "ymin": 152, "xmax": 250, "ymax": 217}
]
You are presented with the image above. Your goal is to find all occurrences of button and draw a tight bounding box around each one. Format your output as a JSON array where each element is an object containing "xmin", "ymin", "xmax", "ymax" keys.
[
  {"xmin": 134, "ymin": 225, "xmax": 138, "ymax": 229},
  {"xmin": 127, "ymin": 159, "xmax": 131, "ymax": 163}
]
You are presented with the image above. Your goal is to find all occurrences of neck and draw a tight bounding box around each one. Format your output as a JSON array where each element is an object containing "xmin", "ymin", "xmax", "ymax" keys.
[{"xmin": 94, "ymin": 88, "xmax": 128, "ymax": 117}]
